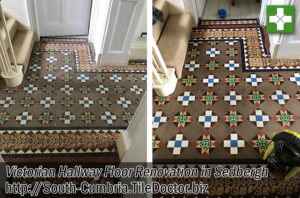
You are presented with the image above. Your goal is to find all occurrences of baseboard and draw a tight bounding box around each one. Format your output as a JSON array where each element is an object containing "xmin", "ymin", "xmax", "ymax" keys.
[
  {"xmin": 129, "ymin": 46, "xmax": 147, "ymax": 60},
  {"xmin": 269, "ymin": 36, "xmax": 279, "ymax": 59},
  {"xmin": 97, "ymin": 53, "xmax": 130, "ymax": 66},
  {"xmin": 116, "ymin": 131, "xmax": 130, "ymax": 160}
]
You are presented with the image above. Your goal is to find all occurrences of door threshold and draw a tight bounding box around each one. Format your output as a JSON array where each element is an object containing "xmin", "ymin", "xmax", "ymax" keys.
[{"xmin": 41, "ymin": 35, "xmax": 88, "ymax": 39}]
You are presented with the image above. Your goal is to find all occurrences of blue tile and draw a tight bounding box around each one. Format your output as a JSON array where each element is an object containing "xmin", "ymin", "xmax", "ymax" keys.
[
  {"xmin": 230, "ymin": 96, "xmax": 236, "ymax": 100},
  {"xmin": 208, "ymin": 79, "xmax": 214, "ymax": 83},
  {"xmin": 205, "ymin": 116, "xmax": 211, "ymax": 122},
  {"xmin": 256, "ymin": 115, "xmax": 262, "ymax": 121},
  {"xmin": 154, "ymin": 117, "xmax": 161, "ymax": 122},
  {"xmin": 183, "ymin": 96, "xmax": 189, "ymax": 101},
  {"xmin": 277, "ymin": 95, "xmax": 284, "ymax": 100},
  {"xmin": 230, "ymin": 140, "xmax": 237, "ymax": 147},
  {"xmin": 251, "ymin": 78, "xmax": 257, "ymax": 82},
  {"xmin": 174, "ymin": 140, "xmax": 182, "ymax": 148}
]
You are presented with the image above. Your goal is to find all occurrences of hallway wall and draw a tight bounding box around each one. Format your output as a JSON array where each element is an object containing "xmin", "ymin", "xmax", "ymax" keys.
[
  {"xmin": 2, "ymin": 0, "xmax": 30, "ymax": 26},
  {"xmin": 130, "ymin": 1, "xmax": 147, "ymax": 60}
]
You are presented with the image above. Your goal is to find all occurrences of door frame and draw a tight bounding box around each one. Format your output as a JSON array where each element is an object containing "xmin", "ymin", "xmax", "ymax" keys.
[
  {"xmin": 259, "ymin": 0, "xmax": 294, "ymax": 58},
  {"xmin": 27, "ymin": 0, "xmax": 100, "ymax": 40},
  {"xmin": 99, "ymin": 0, "xmax": 146, "ymax": 66},
  {"xmin": 26, "ymin": 0, "xmax": 39, "ymax": 38}
]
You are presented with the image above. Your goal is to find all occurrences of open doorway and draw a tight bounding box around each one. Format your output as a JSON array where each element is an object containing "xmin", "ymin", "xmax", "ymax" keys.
[{"xmin": 201, "ymin": 0, "xmax": 262, "ymax": 20}]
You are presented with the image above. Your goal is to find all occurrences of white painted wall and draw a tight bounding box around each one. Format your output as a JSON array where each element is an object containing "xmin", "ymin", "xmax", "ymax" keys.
[
  {"xmin": 276, "ymin": 0, "xmax": 300, "ymax": 58},
  {"xmin": 174, "ymin": 0, "xmax": 184, "ymax": 7},
  {"xmin": 183, "ymin": 0, "xmax": 198, "ymax": 26},
  {"xmin": 2, "ymin": 0, "xmax": 30, "ymax": 26},
  {"xmin": 131, "ymin": 2, "xmax": 147, "ymax": 48},
  {"xmin": 89, "ymin": 0, "xmax": 111, "ymax": 58},
  {"xmin": 196, "ymin": 0, "xmax": 206, "ymax": 18},
  {"xmin": 262, "ymin": 0, "xmax": 291, "ymax": 58}
]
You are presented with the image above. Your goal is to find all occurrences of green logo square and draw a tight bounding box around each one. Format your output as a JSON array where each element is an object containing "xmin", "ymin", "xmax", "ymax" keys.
[{"xmin": 266, "ymin": 5, "xmax": 294, "ymax": 33}]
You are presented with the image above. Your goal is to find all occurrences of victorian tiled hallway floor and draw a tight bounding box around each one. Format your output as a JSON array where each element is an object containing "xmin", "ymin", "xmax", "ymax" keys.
[
  {"xmin": 153, "ymin": 19, "xmax": 300, "ymax": 163},
  {"xmin": 0, "ymin": 38, "xmax": 146, "ymax": 158}
]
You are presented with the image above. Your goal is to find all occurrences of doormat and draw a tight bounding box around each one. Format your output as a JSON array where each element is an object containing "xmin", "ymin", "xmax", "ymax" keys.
[
  {"xmin": 37, "ymin": 38, "xmax": 147, "ymax": 73},
  {"xmin": 0, "ymin": 40, "xmax": 146, "ymax": 158},
  {"xmin": 193, "ymin": 19, "xmax": 300, "ymax": 71},
  {"xmin": 152, "ymin": 39, "xmax": 300, "ymax": 163},
  {"xmin": 153, "ymin": 164, "xmax": 300, "ymax": 197}
]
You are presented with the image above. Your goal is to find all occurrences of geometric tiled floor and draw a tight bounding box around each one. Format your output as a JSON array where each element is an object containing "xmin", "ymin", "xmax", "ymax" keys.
[
  {"xmin": 0, "ymin": 39, "xmax": 146, "ymax": 156},
  {"xmin": 0, "ymin": 49, "xmax": 146, "ymax": 128},
  {"xmin": 153, "ymin": 39, "xmax": 300, "ymax": 162}
]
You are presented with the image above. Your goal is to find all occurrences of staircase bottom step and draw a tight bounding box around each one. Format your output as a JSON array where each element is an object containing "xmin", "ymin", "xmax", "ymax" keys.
[{"xmin": 10, "ymin": 30, "xmax": 35, "ymax": 73}]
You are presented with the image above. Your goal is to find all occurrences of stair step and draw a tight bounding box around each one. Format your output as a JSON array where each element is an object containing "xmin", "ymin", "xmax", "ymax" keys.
[
  {"xmin": 10, "ymin": 30, "xmax": 35, "ymax": 73},
  {"xmin": 0, "ymin": 18, "xmax": 17, "ymax": 50}
]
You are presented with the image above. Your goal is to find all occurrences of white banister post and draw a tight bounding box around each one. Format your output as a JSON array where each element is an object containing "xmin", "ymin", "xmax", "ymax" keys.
[
  {"xmin": 0, "ymin": 2, "xmax": 24, "ymax": 87},
  {"xmin": 152, "ymin": 64, "xmax": 163, "ymax": 85},
  {"xmin": 152, "ymin": 41, "xmax": 169, "ymax": 78},
  {"xmin": 0, "ymin": 3, "xmax": 17, "ymax": 72},
  {"xmin": 0, "ymin": 37, "xmax": 11, "ymax": 75},
  {"xmin": 152, "ymin": 37, "xmax": 177, "ymax": 97}
]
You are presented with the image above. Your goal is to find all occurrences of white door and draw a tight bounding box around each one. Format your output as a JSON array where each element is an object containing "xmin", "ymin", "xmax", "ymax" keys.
[
  {"xmin": 35, "ymin": 0, "xmax": 92, "ymax": 36},
  {"xmin": 100, "ymin": 0, "xmax": 145, "ymax": 66},
  {"xmin": 277, "ymin": 0, "xmax": 300, "ymax": 58}
]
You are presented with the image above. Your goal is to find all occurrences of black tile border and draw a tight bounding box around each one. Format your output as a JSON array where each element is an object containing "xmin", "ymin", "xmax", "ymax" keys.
[{"xmin": 199, "ymin": 18, "xmax": 260, "ymax": 26}]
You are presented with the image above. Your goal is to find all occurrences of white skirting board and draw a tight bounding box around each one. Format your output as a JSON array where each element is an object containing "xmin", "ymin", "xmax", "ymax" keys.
[{"xmin": 117, "ymin": 93, "xmax": 147, "ymax": 163}]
